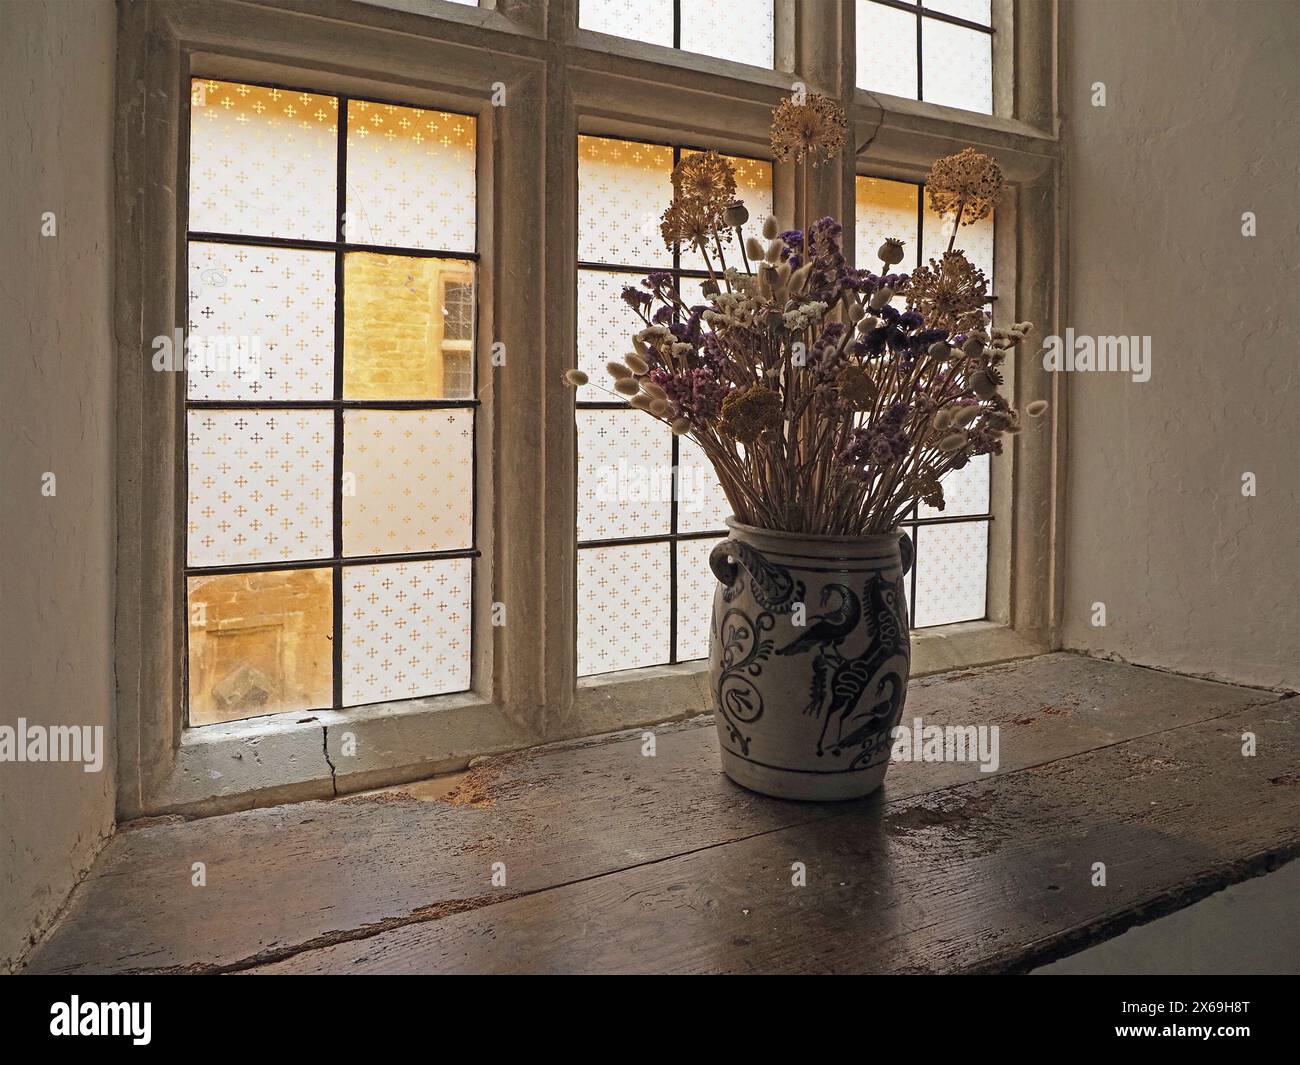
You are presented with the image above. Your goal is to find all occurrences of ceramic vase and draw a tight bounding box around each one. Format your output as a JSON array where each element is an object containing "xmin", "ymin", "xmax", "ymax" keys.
[{"xmin": 708, "ymin": 519, "xmax": 913, "ymax": 801}]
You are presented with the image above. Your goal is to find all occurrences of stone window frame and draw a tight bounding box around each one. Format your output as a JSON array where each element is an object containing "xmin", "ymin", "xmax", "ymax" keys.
[{"xmin": 114, "ymin": 0, "xmax": 1063, "ymax": 817}]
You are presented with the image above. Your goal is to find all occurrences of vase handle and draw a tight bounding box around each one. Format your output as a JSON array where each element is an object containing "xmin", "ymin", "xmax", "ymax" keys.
[
  {"xmin": 708, "ymin": 539, "xmax": 744, "ymax": 586},
  {"xmin": 898, "ymin": 530, "xmax": 914, "ymax": 576}
]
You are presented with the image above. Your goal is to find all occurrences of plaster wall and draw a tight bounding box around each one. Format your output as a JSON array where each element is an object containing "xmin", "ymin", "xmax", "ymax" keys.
[
  {"xmin": 0, "ymin": 0, "xmax": 117, "ymax": 969},
  {"xmin": 1061, "ymin": 0, "xmax": 1298, "ymax": 689}
]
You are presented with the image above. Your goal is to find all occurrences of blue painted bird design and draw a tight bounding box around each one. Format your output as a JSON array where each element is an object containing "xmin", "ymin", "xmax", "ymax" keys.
[{"xmin": 777, "ymin": 571, "xmax": 910, "ymax": 759}]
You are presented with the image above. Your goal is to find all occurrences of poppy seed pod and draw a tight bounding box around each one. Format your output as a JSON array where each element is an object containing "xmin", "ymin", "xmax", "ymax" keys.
[
  {"xmin": 563, "ymin": 369, "xmax": 589, "ymax": 387},
  {"xmin": 762, "ymin": 215, "xmax": 779, "ymax": 240},
  {"xmin": 745, "ymin": 236, "xmax": 766, "ymax": 262},
  {"xmin": 723, "ymin": 201, "xmax": 749, "ymax": 228},
  {"xmin": 613, "ymin": 378, "xmax": 640, "ymax": 396},
  {"xmin": 625, "ymin": 352, "xmax": 649, "ymax": 375},
  {"xmin": 969, "ymin": 371, "xmax": 997, "ymax": 400},
  {"xmin": 877, "ymin": 237, "xmax": 906, "ymax": 267},
  {"xmin": 962, "ymin": 336, "xmax": 985, "ymax": 357},
  {"xmin": 868, "ymin": 286, "xmax": 893, "ymax": 311},
  {"xmin": 1026, "ymin": 399, "xmax": 1049, "ymax": 418},
  {"xmin": 607, "ymin": 360, "xmax": 631, "ymax": 379},
  {"xmin": 938, "ymin": 431, "xmax": 968, "ymax": 453}
]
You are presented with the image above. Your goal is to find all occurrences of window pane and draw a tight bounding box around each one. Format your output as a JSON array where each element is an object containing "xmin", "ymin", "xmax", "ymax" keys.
[
  {"xmin": 578, "ymin": 0, "xmax": 674, "ymax": 47},
  {"xmin": 189, "ymin": 80, "xmax": 337, "ymax": 242},
  {"xmin": 342, "ymin": 409, "xmax": 474, "ymax": 556},
  {"xmin": 187, "ymin": 242, "xmax": 335, "ymax": 401},
  {"xmin": 856, "ymin": 1, "xmax": 919, "ymax": 99},
  {"xmin": 918, "ymin": 453, "xmax": 990, "ymax": 518},
  {"xmin": 346, "ymin": 101, "xmax": 476, "ymax": 253},
  {"xmin": 576, "ymin": 270, "xmax": 648, "ymax": 403},
  {"xmin": 343, "ymin": 253, "xmax": 475, "ymax": 400},
  {"xmin": 677, "ymin": 153, "xmax": 775, "ymax": 273},
  {"xmin": 921, "ymin": 17, "xmax": 993, "ymax": 113},
  {"xmin": 922, "ymin": 196, "xmax": 994, "ymax": 290},
  {"xmin": 675, "ymin": 536, "xmax": 721, "ymax": 662},
  {"xmin": 854, "ymin": 176, "xmax": 920, "ymax": 271},
  {"xmin": 187, "ymin": 409, "xmax": 333, "ymax": 566},
  {"xmin": 187, "ymin": 568, "xmax": 333, "ymax": 725},
  {"xmin": 577, "ymin": 542, "xmax": 672, "ymax": 675},
  {"xmin": 342, "ymin": 558, "xmax": 471, "ymax": 706},
  {"xmin": 578, "ymin": 135, "xmax": 674, "ymax": 267},
  {"xmin": 681, "ymin": 0, "xmax": 774, "ymax": 67},
  {"xmin": 925, "ymin": 0, "xmax": 991, "ymax": 26},
  {"xmin": 677, "ymin": 435, "xmax": 731, "ymax": 534},
  {"xmin": 577, "ymin": 408, "xmax": 673, "ymax": 541},
  {"xmin": 912, "ymin": 520, "xmax": 988, "ymax": 627}
]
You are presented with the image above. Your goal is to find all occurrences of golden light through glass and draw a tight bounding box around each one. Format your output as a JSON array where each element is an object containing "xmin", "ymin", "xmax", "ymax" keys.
[{"xmin": 343, "ymin": 254, "xmax": 475, "ymax": 400}]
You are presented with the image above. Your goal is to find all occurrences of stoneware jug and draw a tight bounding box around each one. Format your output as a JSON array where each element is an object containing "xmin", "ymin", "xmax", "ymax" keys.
[{"xmin": 708, "ymin": 519, "xmax": 913, "ymax": 801}]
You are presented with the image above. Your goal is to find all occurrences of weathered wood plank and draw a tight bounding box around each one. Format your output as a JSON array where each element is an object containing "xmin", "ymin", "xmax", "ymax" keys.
[
  {"xmin": 24, "ymin": 655, "xmax": 1283, "ymax": 974},
  {"xmin": 252, "ymin": 698, "xmax": 1299, "ymax": 974}
]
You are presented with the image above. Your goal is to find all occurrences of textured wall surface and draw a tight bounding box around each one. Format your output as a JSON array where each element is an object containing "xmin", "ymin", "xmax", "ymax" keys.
[
  {"xmin": 0, "ymin": 0, "xmax": 117, "ymax": 969},
  {"xmin": 1061, "ymin": 0, "xmax": 1298, "ymax": 689}
]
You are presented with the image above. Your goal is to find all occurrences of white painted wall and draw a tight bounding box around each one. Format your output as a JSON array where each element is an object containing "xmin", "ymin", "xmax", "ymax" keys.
[
  {"xmin": 0, "ymin": 0, "xmax": 117, "ymax": 970},
  {"xmin": 1061, "ymin": 0, "xmax": 1298, "ymax": 690}
]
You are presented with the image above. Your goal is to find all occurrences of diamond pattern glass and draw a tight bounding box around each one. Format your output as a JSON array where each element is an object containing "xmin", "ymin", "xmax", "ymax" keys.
[
  {"xmin": 855, "ymin": 176, "xmax": 921, "ymax": 271},
  {"xmin": 677, "ymin": 435, "xmax": 731, "ymax": 534},
  {"xmin": 577, "ymin": 409, "xmax": 673, "ymax": 541},
  {"xmin": 342, "ymin": 558, "xmax": 471, "ymax": 706},
  {"xmin": 187, "ymin": 568, "xmax": 333, "ymax": 725},
  {"xmin": 923, "ymin": 196, "xmax": 994, "ymax": 287},
  {"xmin": 922, "ymin": 18, "xmax": 993, "ymax": 114},
  {"xmin": 576, "ymin": 270, "xmax": 647, "ymax": 403},
  {"xmin": 681, "ymin": 0, "xmax": 774, "ymax": 67},
  {"xmin": 189, "ymin": 80, "xmax": 337, "ymax": 241},
  {"xmin": 578, "ymin": 136, "xmax": 674, "ymax": 267},
  {"xmin": 577, "ymin": 542, "xmax": 672, "ymax": 676},
  {"xmin": 187, "ymin": 242, "xmax": 335, "ymax": 401},
  {"xmin": 926, "ymin": 0, "xmax": 991, "ymax": 24},
  {"xmin": 675, "ymin": 537, "xmax": 722, "ymax": 662},
  {"xmin": 345, "ymin": 101, "xmax": 476, "ymax": 253},
  {"xmin": 856, "ymin": 1, "xmax": 919, "ymax": 99},
  {"xmin": 918, "ymin": 453, "xmax": 990, "ymax": 518},
  {"xmin": 912, "ymin": 520, "xmax": 989, "ymax": 627},
  {"xmin": 187, "ymin": 409, "xmax": 333, "ymax": 566},
  {"xmin": 579, "ymin": 0, "xmax": 674, "ymax": 48},
  {"xmin": 342, "ymin": 409, "xmax": 473, "ymax": 556},
  {"xmin": 343, "ymin": 253, "xmax": 476, "ymax": 400}
]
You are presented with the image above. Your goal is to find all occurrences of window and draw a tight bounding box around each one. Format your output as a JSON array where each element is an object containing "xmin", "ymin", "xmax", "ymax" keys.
[
  {"xmin": 857, "ymin": 0, "xmax": 994, "ymax": 114},
  {"xmin": 574, "ymin": 135, "xmax": 772, "ymax": 674},
  {"xmin": 579, "ymin": 0, "xmax": 775, "ymax": 69},
  {"xmin": 184, "ymin": 79, "xmax": 478, "ymax": 725},
  {"xmin": 117, "ymin": 0, "xmax": 1059, "ymax": 813},
  {"xmin": 854, "ymin": 173, "xmax": 994, "ymax": 627}
]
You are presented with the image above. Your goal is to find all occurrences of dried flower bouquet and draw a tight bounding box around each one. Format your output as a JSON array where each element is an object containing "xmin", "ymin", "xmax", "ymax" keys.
[{"xmin": 566, "ymin": 93, "xmax": 1046, "ymax": 536}]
